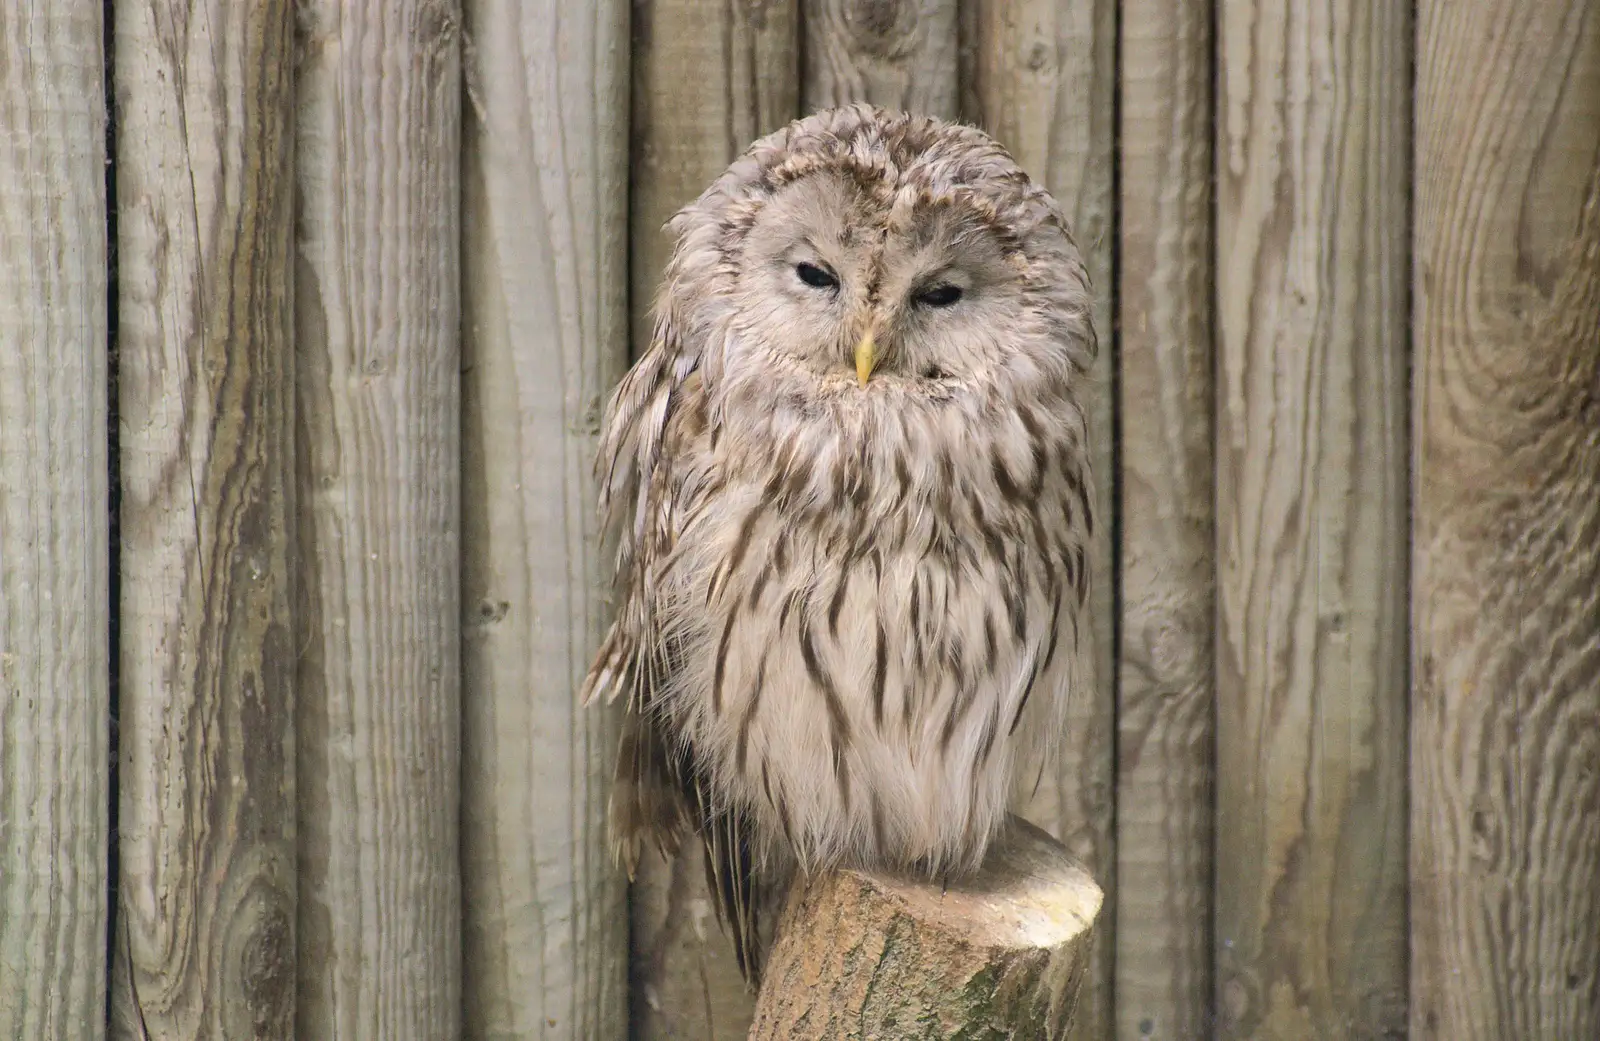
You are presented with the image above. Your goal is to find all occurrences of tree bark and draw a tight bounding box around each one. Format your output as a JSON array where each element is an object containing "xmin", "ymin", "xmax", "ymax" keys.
[{"xmin": 748, "ymin": 817, "xmax": 1101, "ymax": 1040}]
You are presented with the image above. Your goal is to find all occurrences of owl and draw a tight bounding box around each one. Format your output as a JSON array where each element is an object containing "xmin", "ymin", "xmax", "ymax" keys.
[{"xmin": 583, "ymin": 104, "xmax": 1095, "ymax": 977}]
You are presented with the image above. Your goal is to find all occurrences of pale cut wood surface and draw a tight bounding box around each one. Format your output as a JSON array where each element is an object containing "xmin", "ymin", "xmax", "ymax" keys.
[
  {"xmin": 0, "ymin": 5, "xmax": 109, "ymax": 1038},
  {"xmin": 294, "ymin": 3, "xmax": 463, "ymax": 1037},
  {"xmin": 748, "ymin": 818, "xmax": 1102, "ymax": 1040},
  {"xmin": 109, "ymin": 3, "xmax": 298, "ymax": 1038},
  {"xmin": 802, "ymin": 0, "xmax": 959, "ymax": 119},
  {"xmin": 458, "ymin": 2, "xmax": 630, "ymax": 1039},
  {"xmin": 1412, "ymin": 2, "xmax": 1600, "ymax": 1038},
  {"xmin": 627, "ymin": 2, "xmax": 799, "ymax": 1036},
  {"xmin": 968, "ymin": 4, "xmax": 1117, "ymax": 1038},
  {"xmin": 1115, "ymin": 1, "xmax": 1215, "ymax": 1038},
  {"xmin": 1214, "ymin": 2, "xmax": 1410, "ymax": 1037}
]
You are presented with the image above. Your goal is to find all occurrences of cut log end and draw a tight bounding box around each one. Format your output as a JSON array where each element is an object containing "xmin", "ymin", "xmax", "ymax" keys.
[{"xmin": 748, "ymin": 816, "xmax": 1103, "ymax": 1040}]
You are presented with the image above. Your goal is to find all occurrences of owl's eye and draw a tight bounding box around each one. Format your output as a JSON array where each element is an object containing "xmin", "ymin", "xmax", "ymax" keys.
[
  {"xmin": 916, "ymin": 283, "xmax": 964, "ymax": 307},
  {"xmin": 795, "ymin": 262, "xmax": 839, "ymax": 290}
]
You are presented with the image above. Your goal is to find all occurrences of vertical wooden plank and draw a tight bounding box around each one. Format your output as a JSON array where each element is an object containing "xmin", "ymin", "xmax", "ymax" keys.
[
  {"xmin": 625, "ymin": 2, "xmax": 799, "ymax": 1038},
  {"xmin": 802, "ymin": 0, "xmax": 959, "ymax": 118},
  {"xmin": 631, "ymin": 0, "xmax": 799, "ymax": 355},
  {"xmin": 109, "ymin": 2, "xmax": 298, "ymax": 1038},
  {"xmin": 1412, "ymin": 2, "xmax": 1600, "ymax": 1038},
  {"xmin": 969, "ymin": 3, "xmax": 1118, "ymax": 1039},
  {"xmin": 1115, "ymin": 1, "xmax": 1214, "ymax": 1038},
  {"xmin": 457, "ymin": 3, "xmax": 629, "ymax": 1039},
  {"xmin": 0, "ymin": 5, "xmax": 109, "ymax": 1038},
  {"xmin": 295, "ymin": 3, "xmax": 462, "ymax": 1037},
  {"xmin": 1214, "ymin": 1, "xmax": 1410, "ymax": 1037}
]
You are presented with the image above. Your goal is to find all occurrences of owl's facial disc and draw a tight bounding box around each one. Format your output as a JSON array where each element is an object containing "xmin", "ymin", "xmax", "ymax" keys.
[{"xmin": 732, "ymin": 169, "xmax": 1023, "ymax": 390}]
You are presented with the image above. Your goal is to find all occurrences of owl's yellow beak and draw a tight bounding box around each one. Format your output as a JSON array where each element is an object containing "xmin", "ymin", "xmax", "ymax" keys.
[{"xmin": 855, "ymin": 328, "xmax": 877, "ymax": 386}]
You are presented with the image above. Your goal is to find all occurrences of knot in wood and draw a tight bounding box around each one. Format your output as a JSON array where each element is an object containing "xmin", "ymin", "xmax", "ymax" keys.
[{"xmin": 843, "ymin": 0, "xmax": 919, "ymax": 58}]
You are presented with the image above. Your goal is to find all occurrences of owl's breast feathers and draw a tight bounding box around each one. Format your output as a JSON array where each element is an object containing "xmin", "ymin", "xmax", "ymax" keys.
[
  {"xmin": 678, "ymin": 366, "xmax": 1091, "ymax": 861},
  {"xmin": 584, "ymin": 336, "xmax": 1091, "ymax": 977}
]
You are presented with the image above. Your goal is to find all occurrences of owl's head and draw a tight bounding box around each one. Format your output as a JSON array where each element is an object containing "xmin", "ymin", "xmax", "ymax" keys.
[{"xmin": 657, "ymin": 105, "xmax": 1095, "ymax": 407}]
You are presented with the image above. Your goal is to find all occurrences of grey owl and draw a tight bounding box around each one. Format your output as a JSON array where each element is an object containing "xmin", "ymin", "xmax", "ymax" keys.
[{"xmin": 583, "ymin": 104, "xmax": 1095, "ymax": 977}]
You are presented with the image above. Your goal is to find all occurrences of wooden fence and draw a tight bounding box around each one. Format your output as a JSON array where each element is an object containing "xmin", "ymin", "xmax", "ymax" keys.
[{"xmin": 1, "ymin": 1, "xmax": 1596, "ymax": 1039}]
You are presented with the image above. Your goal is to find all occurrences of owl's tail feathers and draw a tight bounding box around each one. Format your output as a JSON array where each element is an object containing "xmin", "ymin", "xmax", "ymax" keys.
[
  {"xmin": 598, "ymin": 653, "xmax": 771, "ymax": 983},
  {"xmin": 698, "ymin": 800, "xmax": 764, "ymax": 985},
  {"xmin": 608, "ymin": 703, "xmax": 687, "ymax": 881}
]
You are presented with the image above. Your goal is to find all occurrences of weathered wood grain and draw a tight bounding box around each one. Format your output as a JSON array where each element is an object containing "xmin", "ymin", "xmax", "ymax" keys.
[
  {"xmin": 1412, "ymin": 2, "xmax": 1600, "ymax": 1037},
  {"xmin": 294, "ymin": 3, "xmax": 462, "ymax": 1037},
  {"xmin": 457, "ymin": 2, "xmax": 630, "ymax": 1039},
  {"xmin": 0, "ymin": 5, "xmax": 109, "ymax": 1038},
  {"xmin": 1214, "ymin": 2, "xmax": 1411, "ymax": 1036},
  {"xmin": 802, "ymin": 0, "xmax": 959, "ymax": 119},
  {"xmin": 1115, "ymin": 1, "xmax": 1215, "ymax": 1038},
  {"xmin": 627, "ymin": 849, "xmax": 759, "ymax": 1041},
  {"xmin": 968, "ymin": 4, "xmax": 1118, "ymax": 1038},
  {"xmin": 627, "ymin": 3, "xmax": 799, "ymax": 1037},
  {"xmin": 749, "ymin": 818, "xmax": 1102, "ymax": 1040},
  {"xmin": 109, "ymin": 3, "xmax": 298, "ymax": 1039},
  {"xmin": 631, "ymin": 0, "xmax": 798, "ymax": 354}
]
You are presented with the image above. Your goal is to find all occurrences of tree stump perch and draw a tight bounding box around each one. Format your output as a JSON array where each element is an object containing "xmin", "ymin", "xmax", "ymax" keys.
[{"xmin": 748, "ymin": 816, "xmax": 1102, "ymax": 1040}]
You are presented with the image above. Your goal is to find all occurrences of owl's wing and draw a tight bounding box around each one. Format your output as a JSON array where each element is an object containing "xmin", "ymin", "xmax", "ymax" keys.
[
  {"xmin": 583, "ymin": 312, "xmax": 767, "ymax": 980},
  {"xmin": 583, "ymin": 304, "xmax": 698, "ymax": 712},
  {"xmin": 583, "ymin": 304, "xmax": 701, "ymax": 862}
]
